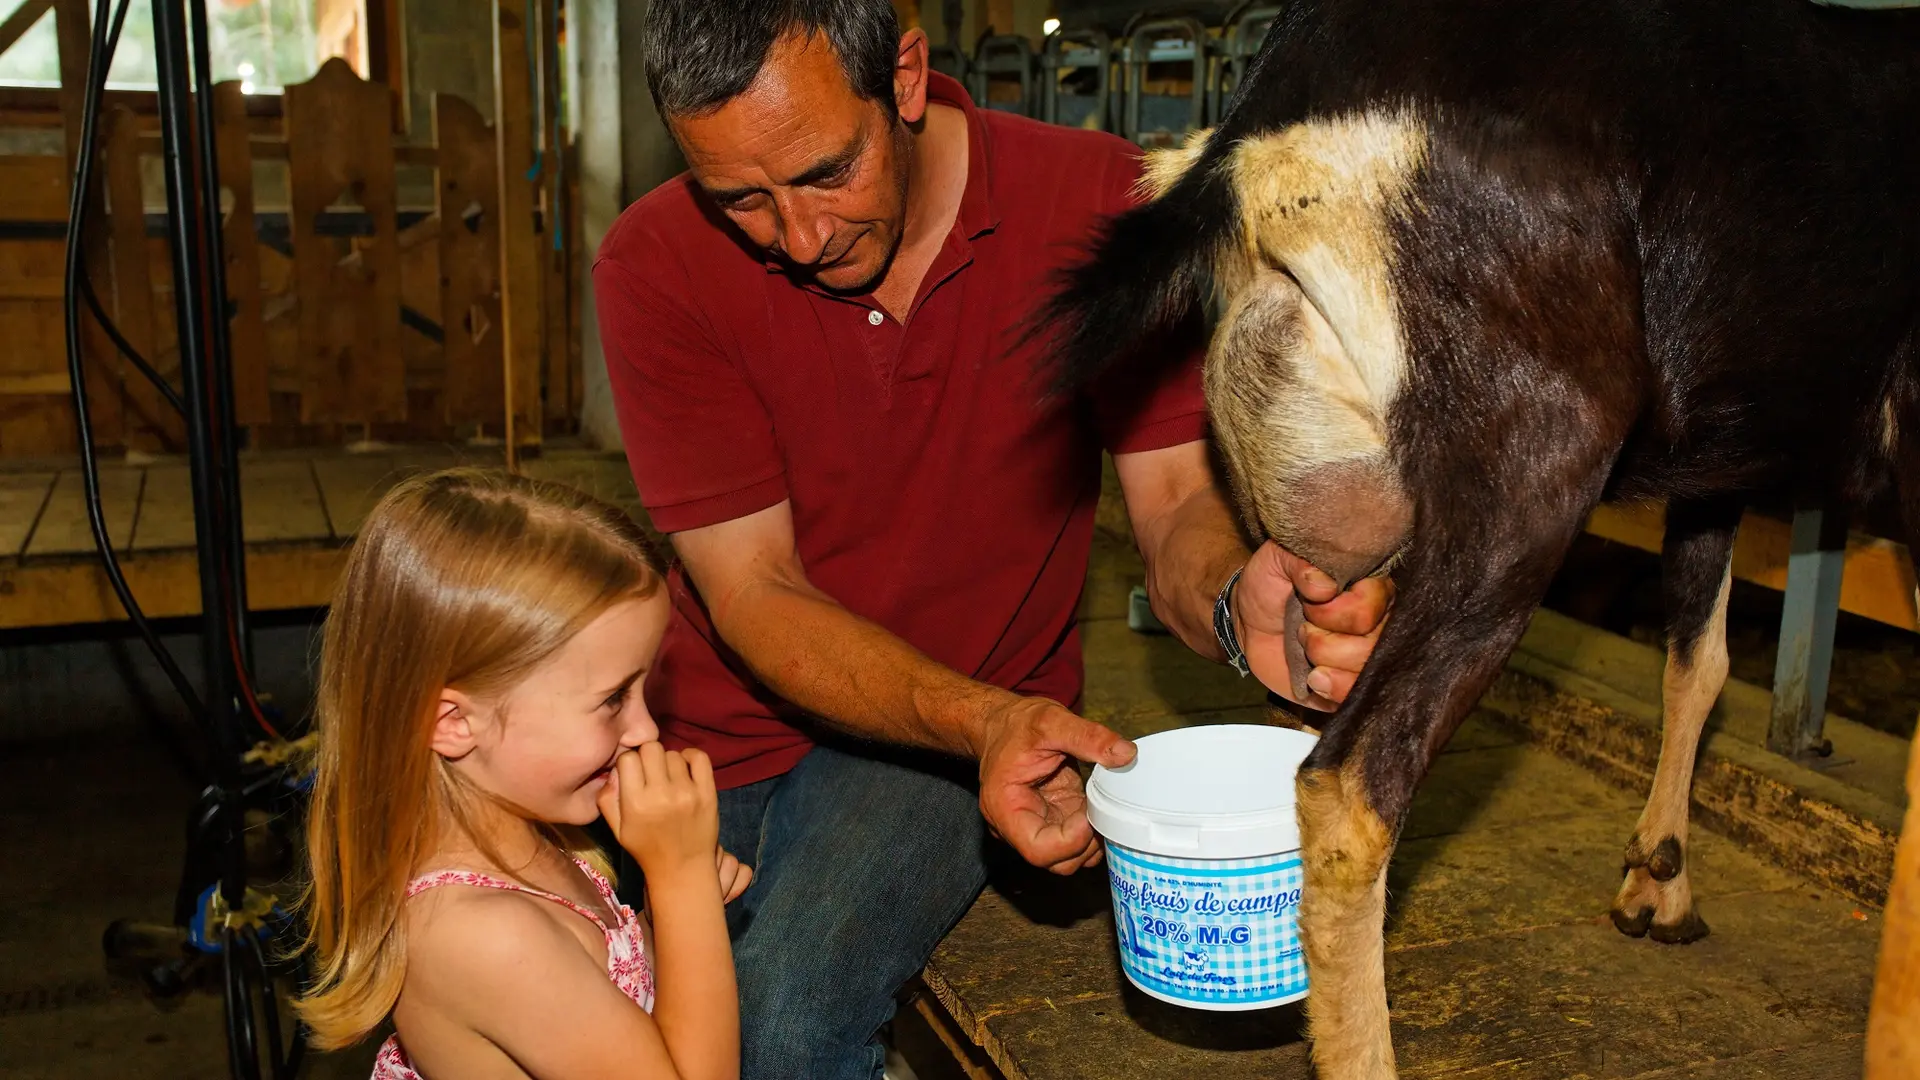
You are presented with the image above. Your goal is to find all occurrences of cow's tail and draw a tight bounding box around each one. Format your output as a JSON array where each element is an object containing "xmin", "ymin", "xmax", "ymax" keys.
[{"xmin": 1025, "ymin": 138, "xmax": 1239, "ymax": 400}]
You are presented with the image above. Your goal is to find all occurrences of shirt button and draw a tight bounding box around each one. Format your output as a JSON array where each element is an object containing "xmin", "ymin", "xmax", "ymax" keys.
[{"xmin": 867, "ymin": 309, "xmax": 884, "ymax": 326}]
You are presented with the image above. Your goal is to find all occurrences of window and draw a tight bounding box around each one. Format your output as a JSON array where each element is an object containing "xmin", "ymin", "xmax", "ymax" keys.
[{"xmin": 0, "ymin": 0, "xmax": 369, "ymax": 94}]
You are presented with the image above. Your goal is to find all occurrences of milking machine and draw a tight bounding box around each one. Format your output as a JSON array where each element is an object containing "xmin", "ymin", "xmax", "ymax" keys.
[{"xmin": 63, "ymin": 0, "xmax": 314, "ymax": 1076}]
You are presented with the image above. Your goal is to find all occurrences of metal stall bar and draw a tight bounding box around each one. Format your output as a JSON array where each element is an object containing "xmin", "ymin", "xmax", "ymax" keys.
[
  {"xmin": 1122, "ymin": 16, "xmax": 1210, "ymax": 148},
  {"xmin": 970, "ymin": 33, "xmax": 1037, "ymax": 116},
  {"xmin": 1211, "ymin": 3, "xmax": 1282, "ymax": 123},
  {"xmin": 1041, "ymin": 28, "xmax": 1113, "ymax": 130},
  {"xmin": 928, "ymin": 0, "xmax": 970, "ymax": 86}
]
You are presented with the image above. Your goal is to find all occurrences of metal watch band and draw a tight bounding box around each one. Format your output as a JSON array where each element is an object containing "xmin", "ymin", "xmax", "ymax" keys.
[{"xmin": 1214, "ymin": 565, "xmax": 1251, "ymax": 677}]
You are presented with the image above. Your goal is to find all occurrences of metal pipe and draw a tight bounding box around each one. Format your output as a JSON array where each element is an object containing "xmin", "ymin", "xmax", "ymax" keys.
[
  {"xmin": 149, "ymin": 0, "xmax": 245, "ymax": 913},
  {"xmin": 185, "ymin": 0, "xmax": 252, "ymax": 671}
]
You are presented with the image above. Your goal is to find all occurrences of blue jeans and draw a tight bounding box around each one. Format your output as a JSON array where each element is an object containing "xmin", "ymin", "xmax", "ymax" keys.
[{"xmin": 614, "ymin": 742, "xmax": 989, "ymax": 1080}]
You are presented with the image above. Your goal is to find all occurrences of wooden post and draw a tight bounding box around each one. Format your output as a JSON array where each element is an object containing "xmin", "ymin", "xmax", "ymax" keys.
[
  {"xmin": 538, "ymin": 0, "xmax": 572, "ymax": 433},
  {"xmin": 494, "ymin": 0, "xmax": 544, "ymax": 471},
  {"xmin": 285, "ymin": 57, "xmax": 405, "ymax": 426},
  {"xmin": 55, "ymin": 0, "xmax": 123, "ymax": 450},
  {"xmin": 435, "ymin": 93, "xmax": 505, "ymax": 429},
  {"xmin": 212, "ymin": 81, "xmax": 272, "ymax": 428},
  {"xmin": 104, "ymin": 106, "xmax": 182, "ymax": 452},
  {"xmin": 0, "ymin": 0, "xmax": 56, "ymax": 57},
  {"xmin": 982, "ymin": 0, "xmax": 1014, "ymax": 36}
]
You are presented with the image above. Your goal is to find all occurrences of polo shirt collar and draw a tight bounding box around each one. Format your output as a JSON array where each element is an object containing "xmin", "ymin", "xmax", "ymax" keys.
[{"xmin": 927, "ymin": 70, "xmax": 999, "ymax": 241}]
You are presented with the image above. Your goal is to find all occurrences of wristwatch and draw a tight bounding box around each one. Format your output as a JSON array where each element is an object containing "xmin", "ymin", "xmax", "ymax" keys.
[{"xmin": 1213, "ymin": 566, "xmax": 1252, "ymax": 677}]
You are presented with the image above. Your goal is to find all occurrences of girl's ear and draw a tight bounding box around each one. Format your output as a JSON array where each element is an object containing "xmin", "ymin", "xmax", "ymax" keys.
[{"xmin": 430, "ymin": 690, "xmax": 482, "ymax": 760}]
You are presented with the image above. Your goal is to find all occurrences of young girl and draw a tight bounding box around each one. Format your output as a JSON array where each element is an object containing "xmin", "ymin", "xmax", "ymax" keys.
[{"xmin": 294, "ymin": 467, "xmax": 751, "ymax": 1079}]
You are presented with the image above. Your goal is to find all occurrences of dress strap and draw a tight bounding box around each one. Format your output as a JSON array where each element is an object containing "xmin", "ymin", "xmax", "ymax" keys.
[
  {"xmin": 405, "ymin": 869, "xmax": 611, "ymax": 934},
  {"xmin": 567, "ymin": 857, "xmax": 626, "ymax": 911}
]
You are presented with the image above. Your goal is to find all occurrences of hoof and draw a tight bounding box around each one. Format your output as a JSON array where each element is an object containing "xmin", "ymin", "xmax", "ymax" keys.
[
  {"xmin": 1610, "ymin": 905, "xmax": 1653, "ymax": 938},
  {"xmin": 1649, "ymin": 910, "xmax": 1710, "ymax": 945}
]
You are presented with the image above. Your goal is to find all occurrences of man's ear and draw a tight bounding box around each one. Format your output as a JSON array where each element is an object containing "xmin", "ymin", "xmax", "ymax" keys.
[
  {"xmin": 894, "ymin": 28, "xmax": 931, "ymax": 124},
  {"xmin": 430, "ymin": 690, "xmax": 483, "ymax": 761}
]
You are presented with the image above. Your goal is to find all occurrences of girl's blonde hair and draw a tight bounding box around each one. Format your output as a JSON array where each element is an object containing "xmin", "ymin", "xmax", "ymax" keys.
[{"xmin": 293, "ymin": 466, "xmax": 666, "ymax": 1050}]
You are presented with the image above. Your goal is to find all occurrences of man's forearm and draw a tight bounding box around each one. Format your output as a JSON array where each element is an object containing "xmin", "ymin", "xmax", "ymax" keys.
[
  {"xmin": 706, "ymin": 576, "xmax": 1010, "ymax": 758},
  {"xmin": 1136, "ymin": 481, "xmax": 1252, "ymax": 663}
]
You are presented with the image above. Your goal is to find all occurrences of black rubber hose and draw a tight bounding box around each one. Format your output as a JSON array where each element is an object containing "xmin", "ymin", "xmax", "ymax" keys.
[
  {"xmin": 77, "ymin": 268, "xmax": 187, "ymax": 418},
  {"xmin": 63, "ymin": 0, "xmax": 205, "ymax": 720}
]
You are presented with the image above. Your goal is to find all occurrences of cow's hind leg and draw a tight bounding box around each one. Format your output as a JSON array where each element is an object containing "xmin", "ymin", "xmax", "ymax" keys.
[
  {"xmin": 1297, "ymin": 464, "xmax": 1620, "ymax": 1079},
  {"xmin": 1610, "ymin": 498, "xmax": 1739, "ymax": 945}
]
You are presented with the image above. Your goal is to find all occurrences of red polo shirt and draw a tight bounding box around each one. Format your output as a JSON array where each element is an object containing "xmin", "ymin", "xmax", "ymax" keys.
[{"xmin": 592, "ymin": 73, "xmax": 1207, "ymax": 790}]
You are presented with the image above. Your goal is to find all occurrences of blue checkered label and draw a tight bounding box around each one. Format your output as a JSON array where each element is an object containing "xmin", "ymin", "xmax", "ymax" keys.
[{"xmin": 1104, "ymin": 843, "xmax": 1308, "ymax": 1007}]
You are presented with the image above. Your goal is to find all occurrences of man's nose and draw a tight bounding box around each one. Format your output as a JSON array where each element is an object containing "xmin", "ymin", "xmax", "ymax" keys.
[{"xmin": 773, "ymin": 191, "xmax": 831, "ymax": 265}]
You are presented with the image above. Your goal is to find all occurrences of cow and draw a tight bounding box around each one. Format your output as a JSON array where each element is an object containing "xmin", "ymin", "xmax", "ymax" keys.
[{"xmin": 1030, "ymin": 2, "xmax": 1919, "ymax": 1076}]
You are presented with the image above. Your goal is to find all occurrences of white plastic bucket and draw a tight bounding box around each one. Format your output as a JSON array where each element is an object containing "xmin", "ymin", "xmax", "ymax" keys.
[{"xmin": 1086, "ymin": 723, "xmax": 1318, "ymax": 1011}]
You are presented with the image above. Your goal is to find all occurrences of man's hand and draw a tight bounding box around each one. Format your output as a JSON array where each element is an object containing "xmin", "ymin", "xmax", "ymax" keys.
[
  {"xmin": 973, "ymin": 695, "xmax": 1136, "ymax": 875},
  {"xmin": 1232, "ymin": 540, "xmax": 1394, "ymax": 710}
]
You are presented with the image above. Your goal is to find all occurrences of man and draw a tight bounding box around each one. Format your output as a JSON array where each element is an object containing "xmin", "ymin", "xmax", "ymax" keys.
[{"xmin": 592, "ymin": 3, "xmax": 1393, "ymax": 1077}]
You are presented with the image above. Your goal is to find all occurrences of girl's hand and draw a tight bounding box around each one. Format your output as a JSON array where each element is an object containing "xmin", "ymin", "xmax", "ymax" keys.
[
  {"xmin": 716, "ymin": 847, "xmax": 753, "ymax": 904},
  {"xmin": 596, "ymin": 743, "xmax": 720, "ymax": 885}
]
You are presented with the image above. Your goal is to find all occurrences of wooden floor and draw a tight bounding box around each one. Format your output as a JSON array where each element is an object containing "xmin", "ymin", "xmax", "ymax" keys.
[
  {"xmin": 918, "ymin": 533, "xmax": 1888, "ymax": 1080},
  {"xmin": 0, "ymin": 444, "xmax": 645, "ymax": 631}
]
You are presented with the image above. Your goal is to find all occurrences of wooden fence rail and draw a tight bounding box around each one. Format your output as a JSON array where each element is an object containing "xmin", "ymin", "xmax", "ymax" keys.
[{"xmin": 0, "ymin": 57, "xmax": 571, "ymax": 461}]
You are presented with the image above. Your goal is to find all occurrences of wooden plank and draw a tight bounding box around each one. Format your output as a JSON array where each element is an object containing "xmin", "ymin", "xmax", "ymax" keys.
[
  {"xmin": 518, "ymin": 455, "xmax": 644, "ymax": 520},
  {"xmin": 138, "ymin": 132, "xmax": 440, "ymax": 167},
  {"xmin": 0, "ymin": 544, "xmax": 347, "ymax": 629},
  {"xmin": 981, "ymin": 0, "xmax": 1015, "ymax": 36},
  {"xmin": 565, "ymin": 142, "xmax": 583, "ymax": 423},
  {"xmin": 24, "ymin": 467, "xmax": 140, "ymax": 556},
  {"xmin": 213, "ymin": 81, "xmax": 272, "ymax": 427},
  {"xmin": 284, "ymin": 57, "xmax": 405, "ymax": 425},
  {"xmin": 241, "ymin": 458, "xmax": 330, "ymax": 542},
  {"xmin": 50, "ymin": 0, "xmax": 122, "ymax": 451},
  {"xmin": 311, "ymin": 453, "xmax": 403, "ymax": 538},
  {"xmin": 0, "ymin": 0, "xmax": 55, "ymax": 59},
  {"xmin": 1585, "ymin": 500, "xmax": 1919, "ymax": 632},
  {"xmin": 936, "ymin": 881, "xmax": 1881, "ymax": 1080},
  {"xmin": 104, "ymin": 105, "xmax": 182, "ymax": 452},
  {"xmin": 0, "ymin": 155, "xmax": 70, "ymax": 221},
  {"xmin": 0, "ymin": 372, "xmax": 71, "ymax": 395},
  {"xmin": 0, "ymin": 298, "xmax": 64, "ymax": 376},
  {"xmin": 436, "ymin": 92, "xmax": 505, "ymax": 429},
  {"xmin": 53, "ymin": 0, "xmax": 90, "ymax": 182},
  {"xmin": 0, "ymin": 393, "xmax": 74, "ymax": 457},
  {"xmin": 135, "ymin": 459, "xmax": 335, "ymax": 548},
  {"xmin": 0, "ymin": 240, "xmax": 66, "ymax": 299},
  {"xmin": 493, "ymin": 0, "xmax": 544, "ymax": 458},
  {"xmin": 1484, "ymin": 663, "xmax": 1900, "ymax": 908},
  {"xmin": 128, "ymin": 462, "xmax": 192, "ymax": 550},
  {"xmin": 0, "ymin": 471, "xmax": 56, "ymax": 557}
]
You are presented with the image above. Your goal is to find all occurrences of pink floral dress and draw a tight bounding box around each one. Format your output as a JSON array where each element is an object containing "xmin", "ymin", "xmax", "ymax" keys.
[{"xmin": 370, "ymin": 857, "xmax": 656, "ymax": 1079}]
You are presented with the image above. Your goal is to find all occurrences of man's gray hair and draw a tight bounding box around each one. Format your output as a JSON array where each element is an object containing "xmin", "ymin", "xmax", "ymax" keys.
[{"xmin": 643, "ymin": 0, "xmax": 902, "ymax": 118}]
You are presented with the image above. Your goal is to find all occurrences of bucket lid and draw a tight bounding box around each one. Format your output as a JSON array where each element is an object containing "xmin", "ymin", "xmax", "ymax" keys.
[{"xmin": 1087, "ymin": 724, "xmax": 1318, "ymax": 860}]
